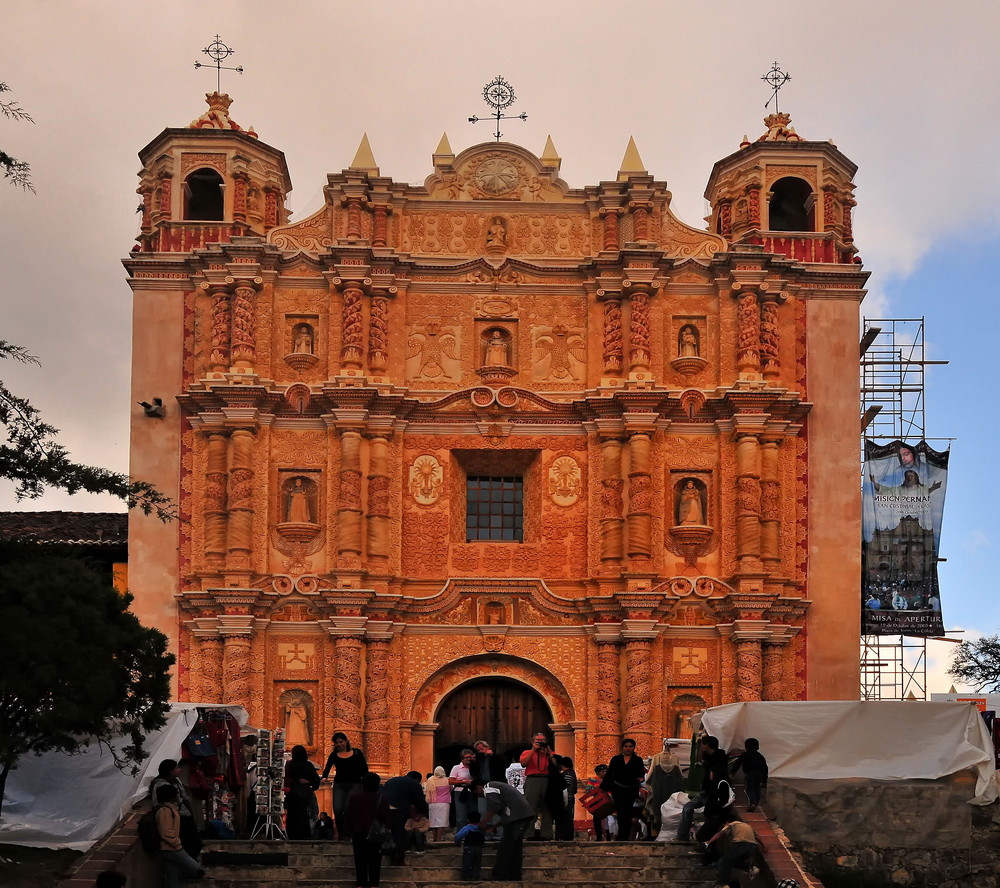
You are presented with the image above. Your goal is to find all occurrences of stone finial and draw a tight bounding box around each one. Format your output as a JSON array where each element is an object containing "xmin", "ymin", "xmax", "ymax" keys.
[
  {"xmin": 433, "ymin": 132, "xmax": 454, "ymax": 165},
  {"xmin": 540, "ymin": 135, "xmax": 561, "ymax": 170},
  {"xmin": 350, "ymin": 133, "xmax": 379, "ymax": 176},
  {"xmin": 756, "ymin": 112, "xmax": 804, "ymax": 143},
  {"xmin": 189, "ymin": 92, "xmax": 258, "ymax": 138},
  {"xmin": 617, "ymin": 136, "xmax": 646, "ymax": 182}
]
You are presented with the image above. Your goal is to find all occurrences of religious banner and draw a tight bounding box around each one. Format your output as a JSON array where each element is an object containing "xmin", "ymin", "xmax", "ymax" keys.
[{"xmin": 862, "ymin": 440, "xmax": 949, "ymax": 636}]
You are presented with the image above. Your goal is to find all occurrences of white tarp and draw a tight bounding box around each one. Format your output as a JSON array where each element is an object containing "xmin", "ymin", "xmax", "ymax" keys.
[
  {"xmin": 700, "ymin": 700, "xmax": 997, "ymax": 805},
  {"xmin": 0, "ymin": 702, "xmax": 247, "ymax": 851}
]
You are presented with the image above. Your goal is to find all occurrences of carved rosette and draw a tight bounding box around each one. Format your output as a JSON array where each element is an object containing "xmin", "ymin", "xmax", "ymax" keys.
[
  {"xmin": 595, "ymin": 640, "xmax": 621, "ymax": 763},
  {"xmin": 735, "ymin": 287, "xmax": 761, "ymax": 377},
  {"xmin": 408, "ymin": 454, "xmax": 443, "ymax": 505},
  {"xmin": 762, "ymin": 642, "xmax": 785, "ymax": 700},
  {"xmin": 364, "ymin": 638, "xmax": 392, "ymax": 768},
  {"xmin": 332, "ymin": 635, "xmax": 364, "ymax": 735},
  {"xmin": 222, "ymin": 633, "xmax": 253, "ymax": 711},
  {"xmin": 599, "ymin": 292, "xmax": 624, "ymax": 375},
  {"xmin": 231, "ymin": 278, "xmax": 261, "ymax": 369},
  {"xmin": 203, "ymin": 433, "xmax": 229, "ymax": 570},
  {"xmin": 206, "ymin": 282, "xmax": 231, "ymax": 371},
  {"xmin": 735, "ymin": 639, "xmax": 763, "ymax": 702},
  {"xmin": 624, "ymin": 639, "xmax": 654, "ymax": 752},
  {"xmin": 226, "ymin": 430, "xmax": 255, "ymax": 572}
]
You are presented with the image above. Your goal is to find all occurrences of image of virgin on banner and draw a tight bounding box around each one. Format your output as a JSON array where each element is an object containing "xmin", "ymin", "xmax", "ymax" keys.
[{"xmin": 862, "ymin": 440, "xmax": 949, "ymax": 636}]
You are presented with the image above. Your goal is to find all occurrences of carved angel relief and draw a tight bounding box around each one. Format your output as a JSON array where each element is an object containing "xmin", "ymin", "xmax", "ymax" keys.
[
  {"xmin": 406, "ymin": 322, "xmax": 460, "ymax": 381},
  {"xmin": 533, "ymin": 324, "xmax": 585, "ymax": 382},
  {"xmin": 409, "ymin": 455, "xmax": 444, "ymax": 505}
]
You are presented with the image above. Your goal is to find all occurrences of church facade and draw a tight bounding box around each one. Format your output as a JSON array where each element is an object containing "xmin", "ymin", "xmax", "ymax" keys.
[{"xmin": 127, "ymin": 93, "xmax": 866, "ymax": 775}]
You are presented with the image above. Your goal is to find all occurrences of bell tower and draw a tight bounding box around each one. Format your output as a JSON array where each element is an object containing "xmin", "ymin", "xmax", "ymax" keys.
[
  {"xmin": 705, "ymin": 112, "xmax": 858, "ymax": 265},
  {"xmin": 134, "ymin": 92, "xmax": 291, "ymax": 253}
]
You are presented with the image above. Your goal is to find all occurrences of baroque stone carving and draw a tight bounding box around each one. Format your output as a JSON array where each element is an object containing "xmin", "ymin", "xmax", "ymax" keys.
[
  {"xmin": 409, "ymin": 454, "xmax": 444, "ymax": 505},
  {"xmin": 547, "ymin": 456, "xmax": 582, "ymax": 507},
  {"xmin": 406, "ymin": 322, "xmax": 460, "ymax": 380},
  {"xmin": 533, "ymin": 324, "xmax": 585, "ymax": 382}
]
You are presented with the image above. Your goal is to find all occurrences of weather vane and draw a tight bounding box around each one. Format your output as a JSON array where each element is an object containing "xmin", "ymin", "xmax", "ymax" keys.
[
  {"xmin": 469, "ymin": 76, "xmax": 527, "ymax": 142},
  {"xmin": 761, "ymin": 61, "xmax": 791, "ymax": 112},
  {"xmin": 194, "ymin": 34, "xmax": 244, "ymax": 93}
]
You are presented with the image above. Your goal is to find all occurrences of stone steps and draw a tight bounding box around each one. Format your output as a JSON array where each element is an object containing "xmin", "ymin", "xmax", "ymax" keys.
[{"xmin": 201, "ymin": 839, "xmax": 725, "ymax": 887}]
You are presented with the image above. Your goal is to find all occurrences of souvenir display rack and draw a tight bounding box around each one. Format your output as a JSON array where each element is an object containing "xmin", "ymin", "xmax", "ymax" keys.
[{"xmin": 251, "ymin": 727, "xmax": 287, "ymax": 839}]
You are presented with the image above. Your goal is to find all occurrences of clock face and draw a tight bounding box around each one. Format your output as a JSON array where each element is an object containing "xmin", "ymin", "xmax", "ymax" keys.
[{"xmin": 475, "ymin": 157, "xmax": 520, "ymax": 195}]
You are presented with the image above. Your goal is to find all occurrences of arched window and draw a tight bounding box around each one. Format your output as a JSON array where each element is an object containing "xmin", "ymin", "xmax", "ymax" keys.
[
  {"xmin": 768, "ymin": 176, "xmax": 814, "ymax": 232},
  {"xmin": 183, "ymin": 167, "xmax": 224, "ymax": 221}
]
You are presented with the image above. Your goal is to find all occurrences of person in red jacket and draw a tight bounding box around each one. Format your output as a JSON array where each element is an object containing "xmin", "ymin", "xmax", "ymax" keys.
[{"xmin": 518, "ymin": 732, "xmax": 554, "ymax": 839}]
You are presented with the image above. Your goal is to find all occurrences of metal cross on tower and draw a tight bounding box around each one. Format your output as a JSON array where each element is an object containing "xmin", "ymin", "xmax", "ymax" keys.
[
  {"xmin": 194, "ymin": 34, "xmax": 244, "ymax": 93},
  {"xmin": 469, "ymin": 76, "xmax": 527, "ymax": 142},
  {"xmin": 761, "ymin": 61, "xmax": 791, "ymax": 112}
]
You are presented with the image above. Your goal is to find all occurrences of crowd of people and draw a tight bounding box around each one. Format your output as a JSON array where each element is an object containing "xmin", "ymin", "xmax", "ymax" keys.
[{"xmin": 116, "ymin": 729, "xmax": 776, "ymax": 888}]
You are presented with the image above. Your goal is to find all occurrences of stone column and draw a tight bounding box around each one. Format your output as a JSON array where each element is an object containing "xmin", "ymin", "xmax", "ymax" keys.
[
  {"xmin": 264, "ymin": 188, "xmax": 279, "ymax": 229},
  {"xmin": 622, "ymin": 634, "xmax": 655, "ymax": 753},
  {"xmin": 759, "ymin": 294, "xmax": 781, "ymax": 382},
  {"xmin": 337, "ymin": 429, "xmax": 364, "ymax": 569},
  {"xmin": 629, "ymin": 200, "xmax": 653, "ymax": 242},
  {"xmin": 372, "ymin": 203, "xmax": 392, "ymax": 247},
  {"xmin": 203, "ymin": 432, "xmax": 229, "ymax": 572},
  {"xmin": 624, "ymin": 282, "xmax": 654, "ymax": 374},
  {"xmin": 593, "ymin": 634, "xmax": 622, "ymax": 764},
  {"xmin": 334, "ymin": 277, "xmax": 370, "ymax": 371},
  {"xmin": 762, "ymin": 641, "xmax": 785, "ymax": 701},
  {"xmin": 719, "ymin": 632, "xmax": 736, "ymax": 704},
  {"xmin": 367, "ymin": 287, "xmax": 395, "ymax": 375},
  {"xmin": 232, "ymin": 172, "xmax": 248, "ymax": 224},
  {"xmin": 718, "ymin": 199, "xmax": 733, "ymax": 238},
  {"xmin": 626, "ymin": 432, "xmax": 652, "ymax": 561},
  {"xmin": 759, "ymin": 438, "xmax": 781, "ymax": 569},
  {"xmin": 330, "ymin": 632, "xmax": 364, "ymax": 737},
  {"xmin": 230, "ymin": 277, "xmax": 262, "ymax": 371},
  {"xmin": 366, "ymin": 432, "xmax": 392, "ymax": 567},
  {"xmin": 733, "ymin": 283, "xmax": 762, "ymax": 379},
  {"xmin": 735, "ymin": 433, "xmax": 762, "ymax": 569},
  {"xmin": 159, "ymin": 173, "xmax": 173, "ymax": 220},
  {"xmin": 205, "ymin": 280, "xmax": 232, "ymax": 373},
  {"xmin": 221, "ymin": 617, "xmax": 255, "ymax": 712},
  {"xmin": 746, "ymin": 184, "xmax": 761, "ymax": 228},
  {"xmin": 599, "ymin": 207, "xmax": 624, "ymax": 251},
  {"xmin": 344, "ymin": 196, "xmax": 364, "ymax": 240},
  {"xmin": 735, "ymin": 637, "xmax": 763, "ymax": 702},
  {"xmin": 226, "ymin": 429, "xmax": 256, "ymax": 574},
  {"xmin": 364, "ymin": 630, "xmax": 393, "ymax": 770},
  {"xmin": 189, "ymin": 630, "xmax": 224, "ymax": 703},
  {"xmin": 599, "ymin": 436, "xmax": 625, "ymax": 570},
  {"xmin": 598, "ymin": 290, "xmax": 624, "ymax": 377}
]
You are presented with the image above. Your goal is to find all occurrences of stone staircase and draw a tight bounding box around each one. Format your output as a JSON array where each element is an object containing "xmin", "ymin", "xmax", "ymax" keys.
[{"xmin": 201, "ymin": 839, "xmax": 738, "ymax": 888}]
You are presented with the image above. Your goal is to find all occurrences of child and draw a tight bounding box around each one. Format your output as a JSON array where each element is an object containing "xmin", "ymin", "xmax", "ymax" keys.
[
  {"xmin": 454, "ymin": 810, "xmax": 485, "ymax": 880},
  {"xmin": 405, "ymin": 810, "xmax": 430, "ymax": 853},
  {"xmin": 704, "ymin": 809, "xmax": 759, "ymax": 887},
  {"xmin": 731, "ymin": 737, "xmax": 768, "ymax": 812},
  {"xmin": 312, "ymin": 811, "xmax": 335, "ymax": 839}
]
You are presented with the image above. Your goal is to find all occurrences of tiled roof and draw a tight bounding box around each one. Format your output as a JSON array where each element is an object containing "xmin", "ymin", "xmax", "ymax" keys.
[{"xmin": 0, "ymin": 511, "xmax": 128, "ymax": 546}]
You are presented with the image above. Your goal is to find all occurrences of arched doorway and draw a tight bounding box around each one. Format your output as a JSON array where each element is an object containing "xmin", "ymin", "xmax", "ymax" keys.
[{"xmin": 434, "ymin": 678, "xmax": 553, "ymax": 771}]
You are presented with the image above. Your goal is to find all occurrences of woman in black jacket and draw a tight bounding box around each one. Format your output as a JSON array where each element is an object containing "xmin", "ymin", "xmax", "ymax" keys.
[
  {"xmin": 600, "ymin": 738, "xmax": 646, "ymax": 840},
  {"xmin": 284, "ymin": 745, "xmax": 321, "ymax": 839}
]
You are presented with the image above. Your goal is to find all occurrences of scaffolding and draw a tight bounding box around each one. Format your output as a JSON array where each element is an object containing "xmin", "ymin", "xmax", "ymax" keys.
[{"xmin": 859, "ymin": 318, "xmax": 938, "ymax": 700}]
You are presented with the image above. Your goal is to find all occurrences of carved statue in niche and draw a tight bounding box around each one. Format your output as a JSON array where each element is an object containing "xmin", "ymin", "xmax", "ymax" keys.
[
  {"xmin": 407, "ymin": 322, "xmax": 459, "ymax": 380},
  {"xmin": 483, "ymin": 328, "xmax": 511, "ymax": 367},
  {"xmin": 485, "ymin": 216, "xmax": 508, "ymax": 250},
  {"xmin": 293, "ymin": 323, "xmax": 314, "ymax": 355},
  {"xmin": 284, "ymin": 475, "xmax": 318, "ymax": 525},
  {"xmin": 483, "ymin": 601, "xmax": 506, "ymax": 625},
  {"xmin": 676, "ymin": 478, "xmax": 707, "ymax": 525},
  {"xmin": 279, "ymin": 688, "xmax": 314, "ymax": 747},
  {"xmin": 678, "ymin": 324, "xmax": 700, "ymax": 358}
]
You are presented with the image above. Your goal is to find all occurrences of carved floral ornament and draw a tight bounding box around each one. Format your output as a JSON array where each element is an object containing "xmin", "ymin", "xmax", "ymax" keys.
[
  {"xmin": 408, "ymin": 454, "xmax": 444, "ymax": 505},
  {"xmin": 548, "ymin": 456, "xmax": 582, "ymax": 507}
]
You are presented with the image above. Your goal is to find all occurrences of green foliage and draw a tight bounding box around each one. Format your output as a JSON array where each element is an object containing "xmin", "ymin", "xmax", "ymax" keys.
[
  {"xmin": 0, "ymin": 82, "xmax": 34, "ymax": 192},
  {"xmin": 0, "ymin": 542, "xmax": 174, "ymax": 819},
  {"xmin": 948, "ymin": 634, "xmax": 1000, "ymax": 693},
  {"xmin": 0, "ymin": 340, "xmax": 175, "ymax": 520}
]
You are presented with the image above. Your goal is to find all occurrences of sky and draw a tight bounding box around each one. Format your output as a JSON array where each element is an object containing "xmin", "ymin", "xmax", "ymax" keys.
[{"xmin": 2, "ymin": 1, "xmax": 998, "ymax": 695}]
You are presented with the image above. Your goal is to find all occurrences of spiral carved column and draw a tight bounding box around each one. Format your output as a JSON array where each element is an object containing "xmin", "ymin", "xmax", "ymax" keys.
[
  {"xmin": 331, "ymin": 634, "xmax": 364, "ymax": 737},
  {"xmin": 626, "ymin": 432, "xmax": 652, "ymax": 560},
  {"xmin": 762, "ymin": 642, "xmax": 785, "ymax": 701},
  {"xmin": 367, "ymin": 288, "xmax": 394, "ymax": 374},
  {"xmin": 203, "ymin": 432, "xmax": 229, "ymax": 571},
  {"xmin": 598, "ymin": 290, "xmax": 624, "ymax": 376},
  {"xmin": 337, "ymin": 430, "xmax": 364, "ymax": 568},
  {"xmin": 205, "ymin": 281, "xmax": 232, "ymax": 372},
  {"xmin": 334, "ymin": 277, "xmax": 370, "ymax": 371},
  {"xmin": 733, "ymin": 284, "xmax": 762, "ymax": 379},
  {"xmin": 230, "ymin": 278, "xmax": 261, "ymax": 371},
  {"xmin": 366, "ymin": 434, "xmax": 391, "ymax": 566},
  {"xmin": 629, "ymin": 200, "xmax": 652, "ymax": 242},
  {"xmin": 222, "ymin": 629, "xmax": 254, "ymax": 712},
  {"xmin": 759, "ymin": 439, "xmax": 781, "ymax": 569},
  {"xmin": 372, "ymin": 203, "xmax": 391, "ymax": 247},
  {"xmin": 625, "ymin": 284, "xmax": 652, "ymax": 373},
  {"xmin": 759, "ymin": 295, "xmax": 781, "ymax": 382},
  {"xmin": 364, "ymin": 636, "xmax": 392, "ymax": 770},
  {"xmin": 594, "ymin": 639, "xmax": 622, "ymax": 764},
  {"xmin": 599, "ymin": 207, "xmax": 623, "ymax": 251},
  {"xmin": 599, "ymin": 437, "xmax": 624, "ymax": 569},
  {"xmin": 718, "ymin": 199, "xmax": 733, "ymax": 238},
  {"xmin": 623, "ymin": 638, "xmax": 654, "ymax": 753},
  {"xmin": 735, "ymin": 638, "xmax": 763, "ymax": 702},
  {"xmin": 226, "ymin": 429, "xmax": 255, "ymax": 574},
  {"xmin": 190, "ymin": 633, "xmax": 224, "ymax": 703},
  {"xmin": 735, "ymin": 433, "xmax": 762, "ymax": 569}
]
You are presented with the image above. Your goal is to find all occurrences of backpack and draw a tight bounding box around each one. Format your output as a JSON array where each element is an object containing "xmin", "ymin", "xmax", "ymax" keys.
[{"xmin": 137, "ymin": 805, "xmax": 166, "ymax": 855}]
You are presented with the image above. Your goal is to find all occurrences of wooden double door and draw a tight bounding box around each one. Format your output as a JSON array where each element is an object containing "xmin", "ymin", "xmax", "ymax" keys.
[{"xmin": 434, "ymin": 678, "xmax": 553, "ymax": 771}]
